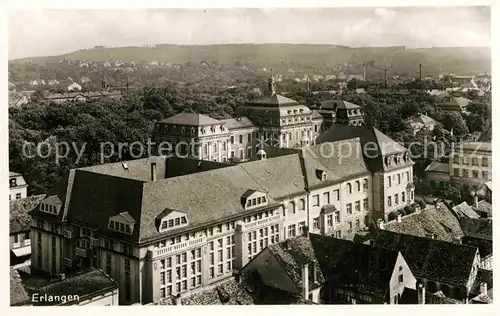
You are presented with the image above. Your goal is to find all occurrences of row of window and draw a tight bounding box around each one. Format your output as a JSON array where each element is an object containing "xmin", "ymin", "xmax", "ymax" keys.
[
  {"xmin": 387, "ymin": 191, "xmax": 412, "ymax": 207},
  {"xmin": 346, "ymin": 199, "xmax": 369, "ymax": 214},
  {"xmin": 345, "ymin": 179, "xmax": 369, "ymax": 194},
  {"xmin": 108, "ymin": 220, "xmax": 132, "ymax": 234},
  {"xmin": 40, "ymin": 203, "xmax": 57, "ymax": 214},
  {"xmin": 453, "ymin": 168, "xmax": 490, "ymax": 180},
  {"xmin": 161, "ymin": 216, "xmax": 188, "ymax": 230},
  {"xmin": 245, "ymin": 196, "xmax": 268, "ymax": 208},
  {"xmin": 242, "ymin": 209, "xmax": 276, "ymax": 223},
  {"xmin": 387, "ymin": 171, "xmax": 410, "ymax": 187},
  {"xmin": 161, "ymin": 124, "xmax": 226, "ymax": 135},
  {"xmin": 453, "ymin": 155, "xmax": 489, "ymax": 167}
]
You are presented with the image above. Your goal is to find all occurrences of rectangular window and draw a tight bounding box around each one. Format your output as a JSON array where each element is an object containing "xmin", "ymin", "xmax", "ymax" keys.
[
  {"xmin": 182, "ymin": 253, "xmax": 187, "ymax": 263},
  {"xmin": 218, "ymin": 250, "xmax": 223, "ymax": 262},
  {"xmin": 182, "ymin": 265, "xmax": 187, "ymax": 278},
  {"xmin": 227, "ymin": 261, "xmax": 232, "ymax": 271},
  {"xmin": 313, "ymin": 218, "xmax": 319, "ymax": 230},
  {"xmin": 161, "ymin": 272, "xmax": 165, "ymax": 285},
  {"xmin": 401, "ymin": 192, "xmax": 405, "ymax": 203},
  {"xmin": 335, "ymin": 211, "xmax": 340, "ymax": 223},
  {"xmin": 313, "ymin": 195, "xmax": 319, "ymax": 206},
  {"xmin": 161, "ymin": 287, "xmax": 166, "ymax": 298},
  {"xmin": 176, "ymin": 254, "xmax": 181, "ymax": 265},
  {"xmin": 176, "ymin": 267, "xmax": 181, "ymax": 279},
  {"xmin": 217, "ymin": 224, "xmax": 222, "ymax": 233},
  {"xmin": 167, "ymin": 270, "xmax": 172, "ymax": 283},
  {"xmin": 334, "ymin": 189, "xmax": 340, "ymax": 201},
  {"xmin": 482, "ymin": 157, "xmax": 488, "ymax": 167},
  {"xmin": 462, "ymin": 169, "xmax": 468, "ymax": 178},
  {"xmin": 398, "ymin": 275, "xmax": 404, "ymax": 283},
  {"xmin": 395, "ymin": 194, "xmax": 399, "ymax": 205},
  {"xmin": 355, "ymin": 201, "xmax": 361, "ymax": 212},
  {"xmin": 387, "ymin": 196, "xmax": 392, "ymax": 207},
  {"xmin": 239, "ymin": 135, "xmax": 243, "ymax": 143},
  {"xmin": 483, "ymin": 171, "xmax": 489, "ymax": 180},
  {"xmin": 176, "ymin": 282, "xmax": 181, "ymax": 293},
  {"xmin": 472, "ymin": 170, "xmax": 479, "ymax": 179},
  {"xmin": 454, "ymin": 168, "xmax": 460, "ymax": 177},
  {"xmin": 323, "ymin": 192, "xmax": 330, "ymax": 204},
  {"xmin": 363, "ymin": 198, "xmax": 369, "ymax": 210},
  {"xmin": 335, "ymin": 230, "xmax": 341, "ymax": 238},
  {"xmin": 175, "ymin": 218, "xmax": 180, "ymax": 226},
  {"xmin": 347, "ymin": 203, "xmax": 352, "ymax": 215},
  {"xmin": 210, "ymin": 253, "xmax": 214, "ymax": 265},
  {"xmin": 472, "ymin": 157, "xmax": 478, "ymax": 166},
  {"xmin": 16, "ymin": 193, "xmax": 22, "ymax": 200},
  {"xmin": 288, "ymin": 225, "xmax": 296, "ymax": 238},
  {"xmin": 397, "ymin": 174, "xmax": 401, "ymax": 185},
  {"xmin": 327, "ymin": 215, "xmax": 333, "ymax": 226},
  {"xmin": 218, "ymin": 264, "xmax": 223, "ymax": 275},
  {"xmin": 387, "ymin": 176, "xmax": 391, "ymax": 187},
  {"xmin": 168, "ymin": 219, "xmax": 174, "ymax": 227},
  {"xmin": 166, "ymin": 257, "xmax": 172, "ymax": 268},
  {"xmin": 217, "ymin": 238, "xmax": 223, "ymax": 248}
]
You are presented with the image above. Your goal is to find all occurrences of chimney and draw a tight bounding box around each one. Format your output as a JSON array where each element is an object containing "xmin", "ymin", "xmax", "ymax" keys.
[
  {"xmin": 302, "ymin": 225, "xmax": 309, "ymax": 238},
  {"xmin": 151, "ymin": 163, "xmax": 157, "ymax": 182},
  {"xmin": 417, "ymin": 283, "xmax": 425, "ymax": 305},
  {"xmin": 363, "ymin": 63, "xmax": 366, "ymax": 81},
  {"xmin": 474, "ymin": 195, "xmax": 479, "ymax": 208},
  {"xmin": 480, "ymin": 282, "xmax": 488, "ymax": 296},
  {"xmin": 397, "ymin": 214, "xmax": 402, "ymax": 223},
  {"xmin": 174, "ymin": 294, "xmax": 182, "ymax": 305},
  {"xmin": 301, "ymin": 263, "xmax": 309, "ymax": 300},
  {"xmin": 377, "ymin": 219, "xmax": 385, "ymax": 230}
]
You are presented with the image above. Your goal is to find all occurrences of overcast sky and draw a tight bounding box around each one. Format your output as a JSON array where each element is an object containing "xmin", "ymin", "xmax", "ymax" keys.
[{"xmin": 8, "ymin": 7, "xmax": 490, "ymax": 59}]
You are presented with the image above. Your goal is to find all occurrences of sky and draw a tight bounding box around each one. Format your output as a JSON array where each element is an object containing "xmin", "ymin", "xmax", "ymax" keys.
[{"xmin": 8, "ymin": 7, "xmax": 491, "ymax": 59}]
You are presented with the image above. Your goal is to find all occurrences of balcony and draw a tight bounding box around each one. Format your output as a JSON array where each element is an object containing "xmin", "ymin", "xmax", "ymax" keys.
[
  {"xmin": 243, "ymin": 214, "xmax": 282, "ymax": 231},
  {"xmin": 153, "ymin": 237, "xmax": 206, "ymax": 258},
  {"xmin": 75, "ymin": 247, "xmax": 87, "ymax": 257}
]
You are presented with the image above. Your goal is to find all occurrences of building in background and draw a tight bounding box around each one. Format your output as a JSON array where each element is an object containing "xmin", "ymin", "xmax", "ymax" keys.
[{"xmin": 9, "ymin": 172, "xmax": 28, "ymax": 201}]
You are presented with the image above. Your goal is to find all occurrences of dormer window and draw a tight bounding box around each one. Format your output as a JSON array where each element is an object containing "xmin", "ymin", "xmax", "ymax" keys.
[
  {"xmin": 294, "ymin": 110, "xmax": 298, "ymax": 114},
  {"xmin": 181, "ymin": 126, "xmax": 185, "ymax": 134},
  {"xmin": 156, "ymin": 209, "xmax": 189, "ymax": 233},
  {"xmin": 241, "ymin": 189, "xmax": 269, "ymax": 210},
  {"xmin": 300, "ymin": 109, "xmax": 304, "ymax": 113},
  {"xmin": 316, "ymin": 169, "xmax": 327, "ymax": 181},
  {"xmin": 396, "ymin": 155, "xmax": 401, "ymax": 164},
  {"xmin": 39, "ymin": 195, "xmax": 63, "ymax": 215},
  {"xmin": 220, "ymin": 125, "xmax": 225, "ymax": 131},
  {"xmin": 211, "ymin": 126, "xmax": 216, "ymax": 132},
  {"xmin": 287, "ymin": 110, "xmax": 291, "ymax": 114},
  {"xmin": 108, "ymin": 212, "xmax": 135, "ymax": 235},
  {"xmin": 386, "ymin": 156, "xmax": 392, "ymax": 166},
  {"xmin": 191, "ymin": 127, "xmax": 196, "ymax": 135}
]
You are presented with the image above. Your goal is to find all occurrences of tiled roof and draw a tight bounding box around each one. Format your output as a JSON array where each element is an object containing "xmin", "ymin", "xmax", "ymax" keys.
[
  {"xmin": 311, "ymin": 110, "xmax": 324, "ymax": 119},
  {"xmin": 452, "ymin": 202, "xmax": 480, "ymax": 219},
  {"xmin": 159, "ymin": 112, "xmax": 222, "ymax": 126},
  {"xmin": 459, "ymin": 218, "xmax": 492, "ymax": 241},
  {"xmin": 248, "ymin": 94, "xmax": 300, "ymax": 106},
  {"xmin": 309, "ymin": 234, "xmax": 400, "ymax": 296},
  {"xmin": 156, "ymin": 279, "xmax": 255, "ymax": 305},
  {"xmin": 301, "ymin": 138, "xmax": 370, "ymax": 189},
  {"xmin": 374, "ymin": 230, "xmax": 478, "ymax": 287},
  {"xmin": 10, "ymin": 195, "xmax": 46, "ymax": 233},
  {"xmin": 459, "ymin": 142, "xmax": 492, "ymax": 152},
  {"xmin": 268, "ymin": 236, "xmax": 327, "ymax": 292},
  {"xmin": 319, "ymin": 100, "xmax": 361, "ymax": 110},
  {"xmin": 30, "ymin": 269, "xmax": 117, "ymax": 305},
  {"xmin": 440, "ymin": 97, "xmax": 471, "ymax": 111},
  {"xmin": 10, "ymin": 269, "xmax": 30, "ymax": 306},
  {"xmin": 384, "ymin": 202, "xmax": 464, "ymax": 242},
  {"xmin": 399, "ymin": 287, "xmax": 461, "ymax": 304},
  {"xmin": 407, "ymin": 114, "xmax": 438, "ymax": 125},
  {"xmin": 222, "ymin": 117, "xmax": 256, "ymax": 130},
  {"xmin": 475, "ymin": 200, "xmax": 492, "ymax": 216},
  {"xmin": 425, "ymin": 161, "xmax": 450, "ymax": 173}
]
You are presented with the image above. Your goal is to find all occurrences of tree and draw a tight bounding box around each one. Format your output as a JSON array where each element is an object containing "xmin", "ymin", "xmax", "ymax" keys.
[
  {"xmin": 404, "ymin": 205, "xmax": 416, "ymax": 214},
  {"xmin": 415, "ymin": 198, "xmax": 426, "ymax": 209},
  {"xmin": 441, "ymin": 112, "xmax": 469, "ymax": 136}
]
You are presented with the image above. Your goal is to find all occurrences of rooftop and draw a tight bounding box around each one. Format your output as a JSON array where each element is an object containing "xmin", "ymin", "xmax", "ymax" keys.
[
  {"xmin": 159, "ymin": 112, "xmax": 223, "ymax": 126},
  {"xmin": 9, "ymin": 171, "xmax": 22, "ymax": 177},
  {"xmin": 247, "ymin": 93, "xmax": 300, "ymax": 107},
  {"xmin": 10, "ymin": 269, "xmax": 30, "ymax": 306},
  {"xmin": 459, "ymin": 218, "xmax": 492, "ymax": 241},
  {"xmin": 425, "ymin": 161, "xmax": 450, "ymax": 173},
  {"xmin": 221, "ymin": 117, "xmax": 255, "ymax": 130},
  {"xmin": 384, "ymin": 202, "xmax": 464, "ymax": 242},
  {"xmin": 452, "ymin": 202, "xmax": 480, "ymax": 219},
  {"xmin": 399, "ymin": 287, "xmax": 461, "ymax": 304},
  {"xmin": 457, "ymin": 142, "xmax": 492, "ymax": 153},
  {"xmin": 374, "ymin": 230, "xmax": 478, "ymax": 287}
]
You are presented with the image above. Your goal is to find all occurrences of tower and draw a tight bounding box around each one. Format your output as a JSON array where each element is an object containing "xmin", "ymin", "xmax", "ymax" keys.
[{"xmin": 268, "ymin": 72, "xmax": 276, "ymax": 96}]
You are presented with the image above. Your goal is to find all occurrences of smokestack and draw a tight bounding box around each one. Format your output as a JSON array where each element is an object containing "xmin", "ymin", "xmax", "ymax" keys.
[
  {"xmin": 384, "ymin": 69, "xmax": 388, "ymax": 88},
  {"xmin": 419, "ymin": 64, "xmax": 422, "ymax": 83},
  {"xmin": 418, "ymin": 284, "xmax": 425, "ymax": 305},
  {"xmin": 151, "ymin": 163, "xmax": 157, "ymax": 182},
  {"xmin": 480, "ymin": 282, "xmax": 488, "ymax": 295},
  {"xmin": 301, "ymin": 263, "xmax": 309, "ymax": 300},
  {"xmin": 363, "ymin": 63, "xmax": 366, "ymax": 81}
]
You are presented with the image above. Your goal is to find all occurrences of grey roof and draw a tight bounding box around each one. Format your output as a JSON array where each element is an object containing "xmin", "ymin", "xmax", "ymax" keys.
[
  {"xmin": 425, "ymin": 161, "xmax": 450, "ymax": 173},
  {"xmin": 458, "ymin": 142, "xmax": 492, "ymax": 152},
  {"xmin": 310, "ymin": 110, "xmax": 324, "ymax": 120},
  {"xmin": 459, "ymin": 218, "xmax": 492, "ymax": 241},
  {"xmin": 407, "ymin": 114, "xmax": 438, "ymax": 125},
  {"xmin": 222, "ymin": 117, "xmax": 256, "ymax": 130},
  {"xmin": 159, "ymin": 112, "xmax": 223, "ymax": 126},
  {"xmin": 475, "ymin": 200, "xmax": 492, "ymax": 216},
  {"xmin": 452, "ymin": 202, "xmax": 480, "ymax": 219},
  {"xmin": 384, "ymin": 202, "xmax": 465, "ymax": 242},
  {"xmin": 9, "ymin": 172, "xmax": 22, "ymax": 177},
  {"xmin": 440, "ymin": 97, "xmax": 471, "ymax": 111},
  {"xmin": 247, "ymin": 94, "xmax": 300, "ymax": 107},
  {"xmin": 316, "ymin": 125, "xmax": 410, "ymax": 173},
  {"xmin": 10, "ymin": 194, "xmax": 46, "ymax": 233},
  {"xmin": 374, "ymin": 230, "xmax": 479, "ymax": 287},
  {"xmin": 319, "ymin": 100, "xmax": 361, "ymax": 110}
]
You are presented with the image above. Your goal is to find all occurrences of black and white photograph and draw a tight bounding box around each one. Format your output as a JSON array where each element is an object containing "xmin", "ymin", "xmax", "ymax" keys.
[{"xmin": 5, "ymin": 1, "xmax": 493, "ymax": 307}]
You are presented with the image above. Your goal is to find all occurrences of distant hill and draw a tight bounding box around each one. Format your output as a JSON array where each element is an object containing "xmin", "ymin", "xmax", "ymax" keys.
[{"xmin": 9, "ymin": 44, "xmax": 491, "ymax": 76}]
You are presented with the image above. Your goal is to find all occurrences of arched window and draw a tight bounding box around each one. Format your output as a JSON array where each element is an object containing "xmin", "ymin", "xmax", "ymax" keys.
[
  {"xmin": 299, "ymin": 199, "xmax": 305, "ymax": 211},
  {"xmin": 356, "ymin": 181, "xmax": 361, "ymax": 191},
  {"xmin": 347, "ymin": 183, "xmax": 352, "ymax": 194},
  {"xmin": 363, "ymin": 178, "xmax": 368, "ymax": 190},
  {"xmin": 290, "ymin": 201, "xmax": 296, "ymax": 214}
]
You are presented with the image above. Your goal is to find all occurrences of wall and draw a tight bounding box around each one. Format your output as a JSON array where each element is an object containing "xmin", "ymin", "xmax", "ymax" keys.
[
  {"xmin": 426, "ymin": 170, "xmax": 451, "ymax": 188},
  {"xmin": 381, "ymin": 166, "xmax": 414, "ymax": 219},
  {"xmin": 388, "ymin": 252, "xmax": 417, "ymax": 304}
]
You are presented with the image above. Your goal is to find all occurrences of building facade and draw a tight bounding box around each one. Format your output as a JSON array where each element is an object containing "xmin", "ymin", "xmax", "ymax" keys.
[
  {"xmin": 450, "ymin": 142, "xmax": 492, "ymax": 188},
  {"xmin": 9, "ymin": 172, "xmax": 28, "ymax": 201}
]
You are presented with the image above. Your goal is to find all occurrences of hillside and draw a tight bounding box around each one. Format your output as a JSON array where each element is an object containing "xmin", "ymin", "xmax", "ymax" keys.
[{"xmin": 10, "ymin": 44, "xmax": 491, "ymax": 75}]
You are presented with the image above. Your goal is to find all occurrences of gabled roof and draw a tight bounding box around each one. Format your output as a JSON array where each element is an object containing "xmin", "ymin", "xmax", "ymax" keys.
[
  {"xmin": 407, "ymin": 114, "xmax": 438, "ymax": 125},
  {"xmin": 475, "ymin": 200, "xmax": 492, "ymax": 216},
  {"xmin": 247, "ymin": 94, "xmax": 300, "ymax": 107},
  {"xmin": 159, "ymin": 112, "xmax": 223, "ymax": 126},
  {"xmin": 425, "ymin": 161, "xmax": 450, "ymax": 173},
  {"xmin": 310, "ymin": 110, "xmax": 324, "ymax": 120},
  {"xmin": 9, "ymin": 171, "xmax": 22, "ymax": 177},
  {"xmin": 459, "ymin": 218, "xmax": 492, "ymax": 241},
  {"xmin": 10, "ymin": 269, "xmax": 30, "ymax": 306},
  {"xmin": 319, "ymin": 100, "xmax": 361, "ymax": 111},
  {"xmin": 309, "ymin": 234, "xmax": 401, "ymax": 296},
  {"xmin": 10, "ymin": 194, "xmax": 46, "ymax": 233},
  {"xmin": 384, "ymin": 202, "xmax": 464, "ymax": 242},
  {"xmin": 374, "ymin": 231, "xmax": 478, "ymax": 287},
  {"xmin": 267, "ymin": 236, "xmax": 326, "ymax": 292}
]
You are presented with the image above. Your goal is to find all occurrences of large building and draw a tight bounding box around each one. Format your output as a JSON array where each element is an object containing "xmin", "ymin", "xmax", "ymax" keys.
[
  {"xmin": 425, "ymin": 142, "xmax": 492, "ymax": 189},
  {"xmin": 152, "ymin": 74, "xmax": 364, "ymax": 163}
]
